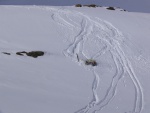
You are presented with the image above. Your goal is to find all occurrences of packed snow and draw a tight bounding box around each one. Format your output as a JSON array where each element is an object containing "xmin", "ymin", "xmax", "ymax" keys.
[{"xmin": 0, "ymin": 5, "xmax": 150, "ymax": 113}]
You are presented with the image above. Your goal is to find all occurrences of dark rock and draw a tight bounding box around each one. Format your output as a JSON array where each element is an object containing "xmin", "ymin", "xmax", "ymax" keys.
[
  {"xmin": 89, "ymin": 4, "xmax": 97, "ymax": 7},
  {"xmin": 16, "ymin": 51, "xmax": 27, "ymax": 56},
  {"xmin": 2, "ymin": 52, "xmax": 11, "ymax": 55},
  {"xmin": 16, "ymin": 52, "xmax": 24, "ymax": 56},
  {"xmin": 84, "ymin": 4, "xmax": 97, "ymax": 8},
  {"xmin": 75, "ymin": 4, "xmax": 82, "ymax": 7},
  {"xmin": 16, "ymin": 51, "xmax": 44, "ymax": 58},
  {"xmin": 26, "ymin": 51, "xmax": 44, "ymax": 58},
  {"xmin": 85, "ymin": 59, "xmax": 97, "ymax": 66},
  {"xmin": 107, "ymin": 7, "xmax": 115, "ymax": 10}
]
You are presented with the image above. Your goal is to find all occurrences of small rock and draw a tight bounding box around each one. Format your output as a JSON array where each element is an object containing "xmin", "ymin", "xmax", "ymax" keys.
[
  {"xmin": 2, "ymin": 52, "xmax": 11, "ymax": 55},
  {"xmin": 26, "ymin": 51, "xmax": 44, "ymax": 58},
  {"xmin": 75, "ymin": 4, "xmax": 82, "ymax": 7},
  {"xmin": 107, "ymin": 7, "xmax": 115, "ymax": 10},
  {"xmin": 85, "ymin": 59, "xmax": 97, "ymax": 66}
]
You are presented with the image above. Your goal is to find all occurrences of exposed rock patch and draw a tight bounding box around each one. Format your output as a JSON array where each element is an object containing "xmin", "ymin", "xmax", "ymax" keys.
[
  {"xmin": 16, "ymin": 51, "xmax": 27, "ymax": 56},
  {"xmin": 75, "ymin": 4, "xmax": 82, "ymax": 7},
  {"xmin": 2, "ymin": 52, "xmax": 11, "ymax": 55},
  {"xmin": 26, "ymin": 51, "xmax": 44, "ymax": 58},
  {"xmin": 16, "ymin": 51, "xmax": 44, "ymax": 58},
  {"xmin": 106, "ymin": 7, "xmax": 115, "ymax": 10},
  {"xmin": 85, "ymin": 59, "xmax": 97, "ymax": 66}
]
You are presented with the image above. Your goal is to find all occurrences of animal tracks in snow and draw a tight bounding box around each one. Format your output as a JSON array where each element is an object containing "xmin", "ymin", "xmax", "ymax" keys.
[{"xmin": 48, "ymin": 8, "xmax": 144, "ymax": 113}]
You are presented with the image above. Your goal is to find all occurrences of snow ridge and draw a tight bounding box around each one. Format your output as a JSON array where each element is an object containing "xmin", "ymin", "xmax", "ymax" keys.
[{"xmin": 48, "ymin": 8, "xmax": 143, "ymax": 113}]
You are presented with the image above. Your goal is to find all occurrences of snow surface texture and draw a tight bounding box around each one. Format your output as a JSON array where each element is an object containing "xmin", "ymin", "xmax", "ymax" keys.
[
  {"xmin": 0, "ymin": 0, "xmax": 150, "ymax": 13},
  {"xmin": 0, "ymin": 6, "xmax": 150, "ymax": 113}
]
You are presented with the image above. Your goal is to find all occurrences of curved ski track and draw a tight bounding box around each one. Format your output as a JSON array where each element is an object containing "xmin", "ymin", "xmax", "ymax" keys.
[{"xmin": 47, "ymin": 8, "xmax": 144, "ymax": 113}]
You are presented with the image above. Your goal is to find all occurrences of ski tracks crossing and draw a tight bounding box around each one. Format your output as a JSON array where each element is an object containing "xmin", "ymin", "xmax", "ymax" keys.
[{"xmin": 46, "ymin": 7, "xmax": 144, "ymax": 113}]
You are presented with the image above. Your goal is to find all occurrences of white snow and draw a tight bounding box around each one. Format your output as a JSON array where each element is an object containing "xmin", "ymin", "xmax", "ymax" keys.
[{"xmin": 0, "ymin": 5, "xmax": 150, "ymax": 113}]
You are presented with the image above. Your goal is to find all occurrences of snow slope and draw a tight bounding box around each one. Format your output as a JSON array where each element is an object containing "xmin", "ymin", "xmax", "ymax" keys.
[
  {"xmin": 0, "ymin": 0, "xmax": 150, "ymax": 13},
  {"xmin": 0, "ymin": 6, "xmax": 150, "ymax": 113}
]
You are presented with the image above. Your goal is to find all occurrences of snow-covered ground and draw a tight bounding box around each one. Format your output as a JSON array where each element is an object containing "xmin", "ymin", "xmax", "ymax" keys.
[{"xmin": 0, "ymin": 6, "xmax": 150, "ymax": 113}]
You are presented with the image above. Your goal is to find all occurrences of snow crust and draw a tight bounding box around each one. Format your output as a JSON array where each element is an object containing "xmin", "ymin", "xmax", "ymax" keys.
[{"xmin": 0, "ymin": 6, "xmax": 150, "ymax": 113}]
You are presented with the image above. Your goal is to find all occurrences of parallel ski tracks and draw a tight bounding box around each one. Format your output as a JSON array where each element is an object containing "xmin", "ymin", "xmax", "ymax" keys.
[{"xmin": 48, "ymin": 8, "xmax": 144, "ymax": 113}]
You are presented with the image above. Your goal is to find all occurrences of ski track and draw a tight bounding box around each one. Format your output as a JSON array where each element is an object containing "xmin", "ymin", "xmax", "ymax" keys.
[{"xmin": 44, "ymin": 7, "xmax": 144, "ymax": 113}]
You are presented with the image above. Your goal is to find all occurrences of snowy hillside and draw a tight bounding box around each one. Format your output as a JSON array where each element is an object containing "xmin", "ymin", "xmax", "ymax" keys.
[
  {"xmin": 0, "ymin": 0, "xmax": 150, "ymax": 13},
  {"xmin": 0, "ymin": 5, "xmax": 150, "ymax": 113}
]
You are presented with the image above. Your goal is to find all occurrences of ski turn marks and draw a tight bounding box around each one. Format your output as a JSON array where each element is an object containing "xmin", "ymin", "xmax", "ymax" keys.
[{"xmin": 49, "ymin": 8, "xmax": 144, "ymax": 113}]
